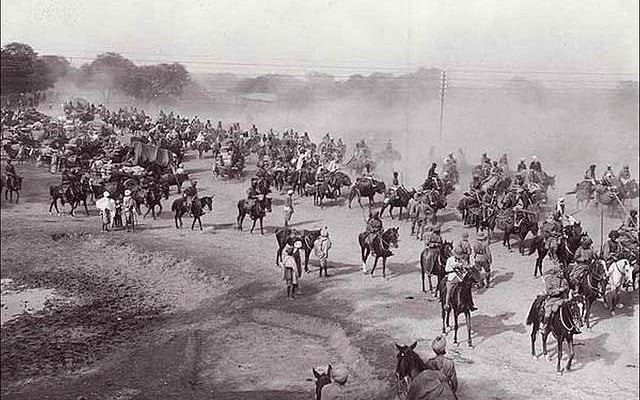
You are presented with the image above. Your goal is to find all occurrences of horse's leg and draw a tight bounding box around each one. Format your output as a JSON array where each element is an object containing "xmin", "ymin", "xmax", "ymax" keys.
[
  {"xmin": 585, "ymin": 298, "xmax": 592, "ymax": 329},
  {"xmin": 250, "ymin": 219, "xmax": 257, "ymax": 234},
  {"xmin": 530, "ymin": 324, "xmax": 538, "ymax": 357},
  {"xmin": 541, "ymin": 328, "xmax": 550, "ymax": 359},
  {"xmin": 556, "ymin": 338, "xmax": 563, "ymax": 373},
  {"xmin": 421, "ymin": 264, "xmax": 426, "ymax": 292},
  {"xmin": 382, "ymin": 257, "xmax": 387, "ymax": 279},
  {"xmin": 304, "ymin": 249, "xmax": 311, "ymax": 273},
  {"xmin": 441, "ymin": 305, "xmax": 447, "ymax": 334},
  {"xmin": 237, "ymin": 213, "xmax": 243, "ymax": 231},
  {"xmin": 370, "ymin": 256, "xmax": 379, "ymax": 277},
  {"xmin": 453, "ymin": 311, "xmax": 459, "ymax": 344},
  {"xmin": 175, "ymin": 214, "xmax": 180, "ymax": 229},
  {"xmin": 83, "ymin": 198, "xmax": 89, "ymax": 216},
  {"xmin": 143, "ymin": 206, "xmax": 151, "ymax": 219},
  {"xmin": 259, "ymin": 217, "xmax": 264, "ymax": 235},
  {"xmin": 566, "ymin": 336, "xmax": 574, "ymax": 371},
  {"xmin": 466, "ymin": 311, "xmax": 473, "ymax": 348}
]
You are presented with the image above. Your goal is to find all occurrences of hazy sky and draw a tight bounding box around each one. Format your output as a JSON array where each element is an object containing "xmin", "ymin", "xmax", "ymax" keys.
[{"xmin": 1, "ymin": 0, "xmax": 638, "ymax": 77}]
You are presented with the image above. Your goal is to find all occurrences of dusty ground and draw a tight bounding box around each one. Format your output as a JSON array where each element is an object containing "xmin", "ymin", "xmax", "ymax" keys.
[{"xmin": 1, "ymin": 152, "xmax": 638, "ymax": 400}]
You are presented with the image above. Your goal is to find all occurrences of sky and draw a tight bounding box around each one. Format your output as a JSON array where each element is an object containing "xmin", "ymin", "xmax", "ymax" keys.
[{"xmin": 1, "ymin": 0, "xmax": 638, "ymax": 79}]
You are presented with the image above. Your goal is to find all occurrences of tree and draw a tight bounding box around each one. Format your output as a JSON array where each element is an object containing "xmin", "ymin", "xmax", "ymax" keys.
[
  {"xmin": 1, "ymin": 42, "xmax": 60, "ymax": 95},
  {"xmin": 128, "ymin": 63, "xmax": 190, "ymax": 102}
]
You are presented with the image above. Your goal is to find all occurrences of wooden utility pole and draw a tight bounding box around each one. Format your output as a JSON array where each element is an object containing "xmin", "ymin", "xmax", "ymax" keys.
[{"xmin": 439, "ymin": 70, "xmax": 447, "ymax": 139}]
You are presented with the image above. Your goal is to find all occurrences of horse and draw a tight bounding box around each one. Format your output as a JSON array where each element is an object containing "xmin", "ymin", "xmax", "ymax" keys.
[
  {"xmin": 419, "ymin": 241, "xmax": 452, "ymax": 295},
  {"xmin": 142, "ymin": 187, "xmax": 164, "ymax": 219},
  {"xmin": 348, "ymin": 179, "xmax": 386, "ymax": 209},
  {"xmin": 274, "ymin": 228, "xmax": 321, "ymax": 272},
  {"xmin": 328, "ymin": 171, "xmax": 352, "ymax": 196},
  {"xmin": 595, "ymin": 186, "xmax": 622, "ymax": 216},
  {"xmin": 526, "ymin": 295, "xmax": 584, "ymax": 374},
  {"xmin": 603, "ymin": 259, "xmax": 634, "ymax": 315},
  {"xmin": 380, "ymin": 187, "xmax": 415, "ymax": 220},
  {"xmin": 48, "ymin": 183, "xmax": 90, "ymax": 217},
  {"xmin": 476, "ymin": 204, "xmax": 497, "ymax": 236},
  {"xmin": 190, "ymin": 196, "xmax": 205, "ymax": 231},
  {"xmin": 171, "ymin": 196, "xmax": 189, "ymax": 229},
  {"xmin": 438, "ymin": 267, "xmax": 481, "ymax": 347},
  {"xmin": 457, "ymin": 193, "xmax": 479, "ymax": 226},
  {"xmin": 314, "ymin": 180, "xmax": 339, "ymax": 208},
  {"xmin": 394, "ymin": 342, "xmax": 457, "ymax": 400},
  {"xmin": 2, "ymin": 174, "xmax": 22, "ymax": 203},
  {"xmin": 573, "ymin": 181, "xmax": 595, "ymax": 210},
  {"xmin": 357, "ymin": 227, "xmax": 399, "ymax": 278},
  {"xmin": 496, "ymin": 209, "xmax": 539, "ymax": 254},
  {"xmin": 529, "ymin": 224, "xmax": 584, "ymax": 277},
  {"xmin": 237, "ymin": 196, "xmax": 272, "ymax": 234},
  {"xmin": 565, "ymin": 259, "xmax": 607, "ymax": 329},
  {"xmin": 312, "ymin": 366, "xmax": 333, "ymax": 400}
]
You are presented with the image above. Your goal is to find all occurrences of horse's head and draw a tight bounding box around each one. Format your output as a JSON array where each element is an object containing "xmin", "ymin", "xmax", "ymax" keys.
[
  {"xmin": 384, "ymin": 227, "xmax": 400, "ymax": 248},
  {"xmin": 395, "ymin": 342, "xmax": 421, "ymax": 381},
  {"xmin": 312, "ymin": 366, "xmax": 332, "ymax": 400},
  {"xmin": 463, "ymin": 265, "xmax": 482, "ymax": 284},
  {"xmin": 567, "ymin": 296, "xmax": 586, "ymax": 331},
  {"xmin": 375, "ymin": 180, "xmax": 386, "ymax": 194}
]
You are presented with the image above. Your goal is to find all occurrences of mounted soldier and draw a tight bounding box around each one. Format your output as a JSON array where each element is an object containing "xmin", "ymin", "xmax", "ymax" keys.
[
  {"xmin": 618, "ymin": 165, "xmax": 632, "ymax": 185},
  {"xmin": 364, "ymin": 211, "xmax": 390, "ymax": 256},
  {"xmin": 247, "ymin": 177, "xmax": 260, "ymax": 208},
  {"xmin": 568, "ymin": 236, "xmax": 596, "ymax": 296},
  {"xmin": 601, "ymin": 230, "xmax": 621, "ymax": 264},
  {"xmin": 601, "ymin": 164, "xmax": 615, "ymax": 187},
  {"xmin": 529, "ymin": 155, "xmax": 542, "ymax": 173},
  {"xmin": 584, "ymin": 164, "xmax": 597, "ymax": 185},
  {"xmin": 541, "ymin": 264, "xmax": 571, "ymax": 331},
  {"xmin": 542, "ymin": 212, "xmax": 564, "ymax": 261},
  {"xmin": 516, "ymin": 157, "xmax": 527, "ymax": 173},
  {"xmin": 444, "ymin": 247, "xmax": 477, "ymax": 312}
]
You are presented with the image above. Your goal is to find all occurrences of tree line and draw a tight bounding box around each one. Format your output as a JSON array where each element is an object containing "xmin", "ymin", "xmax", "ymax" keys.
[{"xmin": 1, "ymin": 43, "xmax": 191, "ymax": 104}]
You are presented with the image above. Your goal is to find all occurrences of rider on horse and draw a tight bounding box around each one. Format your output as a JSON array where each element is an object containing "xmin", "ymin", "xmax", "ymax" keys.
[
  {"xmin": 444, "ymin": 247, "xmax": 477, "ymax": 312},
  {"xmin": 601, "ymin": 164, "xmax": 615, "ymax": 187},
  {"xmin": 517, "ymin": 158, "xmax": 527, "ymax": 173},
  {"xmin": 618, "ymin": 165, "xmax": 632, "ymax": 185},
  {"xmin": 247, "ymin": 178, "xmax": 260, "ymax": 208},
  {"xmin": 620, "ymin": 209, "xmax": 638, "ymax": 231},
  {"xmin": 365, "ymin": 211, "xmax": 391, "ymax": 256},
  {"xmin": 542, "ymin": 212, "xmax": 564, "ymax": 261},
  {"xmin": 601, "ymin": 230, "xmax": 621, "ymax": 265},
  {"xmin": 542, "ymin": 264, "xmax": 571, "ymax": 331},
  {"xmin": 584, "ymin": 164, "xmax": 597, "ymax": 185},
  {"xmin": 568, "ymin": 236, "xmax": 596, "ymax": 294}
]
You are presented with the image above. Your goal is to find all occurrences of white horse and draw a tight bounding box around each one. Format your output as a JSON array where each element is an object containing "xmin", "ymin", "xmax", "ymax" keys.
[{"xmin": 604, "ymin": 259, "xmax": 634, "ymax": 314}]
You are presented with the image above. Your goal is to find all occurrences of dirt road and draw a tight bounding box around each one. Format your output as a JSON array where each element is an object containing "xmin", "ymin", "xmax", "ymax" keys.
[{"xmin": 1, "ymin": 154, "xmax": 638, "ymax": 400}]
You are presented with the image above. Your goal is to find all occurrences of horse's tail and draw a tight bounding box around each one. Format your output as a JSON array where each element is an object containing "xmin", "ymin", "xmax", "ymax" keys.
[{"xmin": 526, "ymin": 295, "xmax": 545, "ymax": 325}]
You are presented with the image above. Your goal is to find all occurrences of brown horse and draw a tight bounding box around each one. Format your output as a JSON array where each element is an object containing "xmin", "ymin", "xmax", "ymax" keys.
[
  {"xmin": 237, "ymin": 196, "xmax": 272, "ymax": 234},
  {"xmin": 348, "ymin": 179, "xmax": 386, "ymax": 209},
  {"xmin": 275, "ymin": 227, "xmax": 321, "ymax": 271},
  {"xmin": 526, "ymin": 295, "xmax": 584, "ymax": 374}
]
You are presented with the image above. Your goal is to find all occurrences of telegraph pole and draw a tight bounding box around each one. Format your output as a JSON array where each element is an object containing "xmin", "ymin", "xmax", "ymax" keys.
[{"xmin": 439, "ymin": 70, "xmax": 447, "ymax": 139}]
